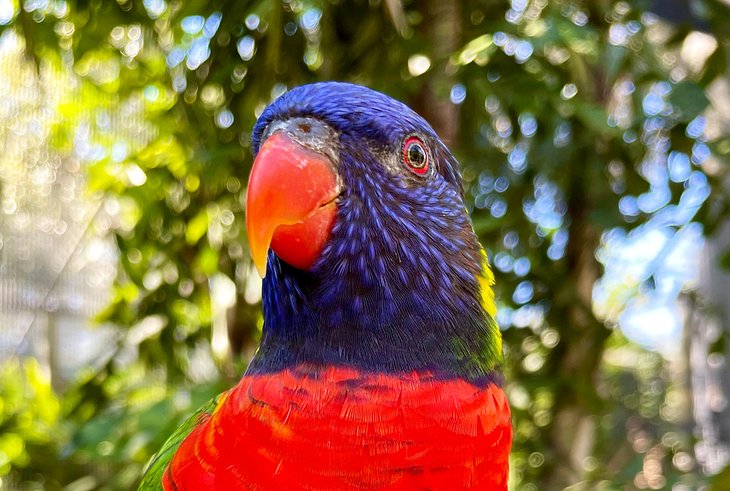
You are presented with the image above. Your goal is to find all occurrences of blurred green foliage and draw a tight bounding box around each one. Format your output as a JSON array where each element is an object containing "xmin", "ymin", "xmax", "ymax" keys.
[
  {"xmin": 1, "ymin": 0, "xmax": 730, "ymax": 489},
  {"xmin": 0, "ymin": 359, "xmax": 61, "ymax": 481}
]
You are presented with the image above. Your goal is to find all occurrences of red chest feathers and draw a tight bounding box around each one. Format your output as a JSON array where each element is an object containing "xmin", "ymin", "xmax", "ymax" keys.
[{"xmin": 165, "ymin": 366, "xmax": 512, "ymax": 490}]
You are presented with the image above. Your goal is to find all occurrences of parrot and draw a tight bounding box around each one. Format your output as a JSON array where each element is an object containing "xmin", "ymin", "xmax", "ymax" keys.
[{"xmin": 139, "ymin": 82, "xmax": 512, "ymax": 490}]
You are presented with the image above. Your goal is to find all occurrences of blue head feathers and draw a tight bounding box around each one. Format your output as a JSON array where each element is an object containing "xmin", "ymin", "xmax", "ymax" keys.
[
  {"xmin": 247, "ymin": 82, "xmax": 502, "ymax": 381},
  {"xmin": 252, "ymin": 82, "xmax": 463, "ymax": 192}
]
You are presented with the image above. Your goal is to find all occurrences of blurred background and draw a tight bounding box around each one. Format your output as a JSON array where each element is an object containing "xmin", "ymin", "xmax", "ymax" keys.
[{"xmin": 0, "ymin": 0, "xmax": 729, "ymax": 489}]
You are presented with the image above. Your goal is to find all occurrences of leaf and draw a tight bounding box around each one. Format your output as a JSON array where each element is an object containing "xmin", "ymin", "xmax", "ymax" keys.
[
  {"xmin": 573, "ymin": 102, "xmax": 622, "ymax": 136},
  {"xmin": 453, "ymin": 34, "xmax": 495, "ymax": 66},
  {"xmin": 669, "ymin": 82, "xmax": 710, "ymax": 122},
  {"xmin": 194, "ymin": 245, "xmax": 219, "ymax": 276},
  {"xmin": 710, "ymin": 463, "xmax": 730, "ymax": 491},
  {"xmin": 185, "ymin": 209, "xmax": 208, "ymax": 245},
  {"xmin": 603, "ymin": 44, "xmax": 626, "ymax": 85}
]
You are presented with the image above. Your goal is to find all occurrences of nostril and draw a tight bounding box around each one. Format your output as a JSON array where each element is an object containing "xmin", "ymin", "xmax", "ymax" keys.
[{"xmin": 297, "ymin": 122, "xmax": 311, "ymax": 133}]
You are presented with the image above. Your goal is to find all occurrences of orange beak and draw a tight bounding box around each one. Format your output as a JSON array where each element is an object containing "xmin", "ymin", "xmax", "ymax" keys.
[{"xmin": 246, "ymin": 131, "xmax": 340, "ymax": 277}]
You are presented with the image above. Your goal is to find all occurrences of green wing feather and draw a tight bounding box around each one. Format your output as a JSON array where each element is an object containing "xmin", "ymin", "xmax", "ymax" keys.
[{"xmin": 137, "ymin": 392, "xmax": 225, "ymax": 490}]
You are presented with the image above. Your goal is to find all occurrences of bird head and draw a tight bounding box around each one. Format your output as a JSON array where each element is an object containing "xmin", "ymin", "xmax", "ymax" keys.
[{"xmin": 246, "ymin": 82, "xmax": 501, "ymax": 379}]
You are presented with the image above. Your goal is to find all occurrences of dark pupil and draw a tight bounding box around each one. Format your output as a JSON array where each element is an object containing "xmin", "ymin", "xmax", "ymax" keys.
[{"xmin": 407, "ymin": 143, "xmax": 426, "ymax": 167}]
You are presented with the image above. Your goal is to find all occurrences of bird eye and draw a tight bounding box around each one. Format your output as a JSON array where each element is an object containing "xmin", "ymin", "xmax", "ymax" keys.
[{"xmin": 402, "ymin": 136, "xmax": 429, "ymax": 175}]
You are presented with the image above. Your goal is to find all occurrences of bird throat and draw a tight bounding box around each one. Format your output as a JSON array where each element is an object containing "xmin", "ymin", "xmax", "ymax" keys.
[{"xmin": 248, "ymin": 248, "xmax": 502, "ymax": 385}]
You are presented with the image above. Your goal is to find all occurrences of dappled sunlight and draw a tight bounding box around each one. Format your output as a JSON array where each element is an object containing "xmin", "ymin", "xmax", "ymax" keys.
[{"xmin": 0, "ymin": 0, "xmax": 729, "ymax": 489}]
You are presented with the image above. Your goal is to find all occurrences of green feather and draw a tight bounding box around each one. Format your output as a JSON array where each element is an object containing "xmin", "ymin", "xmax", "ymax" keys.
[{"xmin": 137, "ymin": 392, "xmax": 225, "ymax": 490}]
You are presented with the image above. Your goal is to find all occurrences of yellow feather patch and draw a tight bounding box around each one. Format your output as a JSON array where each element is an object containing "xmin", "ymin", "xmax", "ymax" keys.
[
  {"xmin": 478, "ymin": 247, "xmax": 502, "ymax": 360},
  {"xmin": 214, "ymin": 391, "xmax": 229, "ymax": 413},
  {"xmin": 478, "ymin": 247, "xmax": 497, "ymax": 319}
]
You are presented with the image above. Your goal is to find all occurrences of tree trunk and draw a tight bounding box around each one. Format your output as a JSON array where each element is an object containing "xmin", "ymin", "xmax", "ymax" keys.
[
  {"xmin": 410, "ymin": 0, "xmax": 460, "ymax": 145},
  {"xmin": 544, "ymin": 186, "xmax": 610, "ymax": 488},
  {"xmin": 691, "ymin": 220, "xmax": 730, "ymax": 476},
  {"xmin": 687, "ymin": 56, "xmax": 730, "ymax": 479}
]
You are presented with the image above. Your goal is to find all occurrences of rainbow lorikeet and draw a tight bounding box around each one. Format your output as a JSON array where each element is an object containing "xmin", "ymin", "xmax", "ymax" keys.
[{"xmin": 139, "ymin": 82, "xmax": 511, "ymax": 490}]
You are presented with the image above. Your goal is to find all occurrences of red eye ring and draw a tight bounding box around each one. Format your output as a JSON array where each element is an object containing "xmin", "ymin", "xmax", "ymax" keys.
[{"xmin": 402, "ymin": 136, "xmax": 429, "ymax": 175}]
